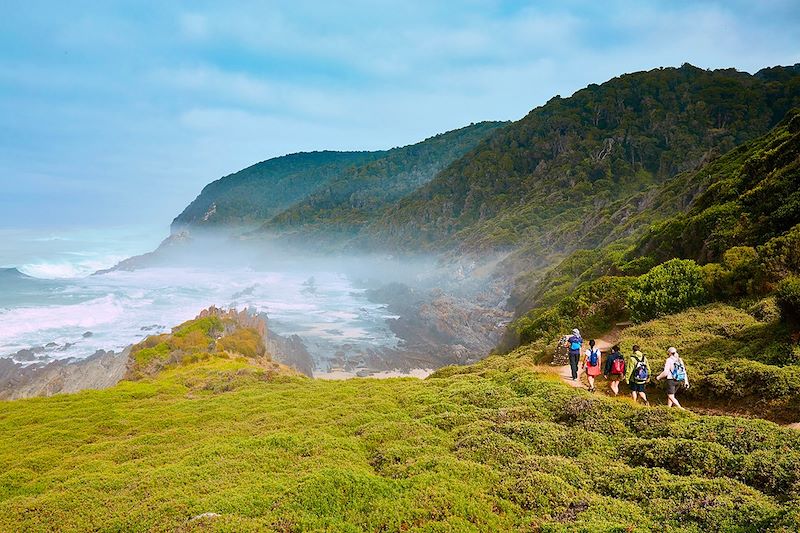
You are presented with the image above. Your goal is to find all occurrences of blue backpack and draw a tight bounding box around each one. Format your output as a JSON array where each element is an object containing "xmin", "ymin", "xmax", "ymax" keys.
[
  {"xmin": 672, "ymin": 360, "xmax": 687, "ymax": 382},
  {"xmin": 632, "ymin": 356, "xmax": 649, "ymax": 384},
  {"xmin": 569, "ymin": 336, "xmax": 582, "ymax": 352},
  {"xmin": 588, "ymin": 348, "xmax": 600, "ymax": 367}
]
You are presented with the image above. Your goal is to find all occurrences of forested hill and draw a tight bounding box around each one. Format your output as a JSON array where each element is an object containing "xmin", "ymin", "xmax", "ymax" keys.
[
  {"xmin": 360, "ymin": 64, "xmax": 800, "ymax": 256},
  {"xmin": 504, "ymin": 109, "xmax": 800, "ymax": 420},
  {"xmin": 171, "ymin": 121, "xmax": 505, "ymax": 233},
  {"xmin": 263, "ymin": 121, "xmax": 506, "ymax": 241},
  {"xmin": 171, "ymin": 150, "xmax": 381, "ymax": 231}
]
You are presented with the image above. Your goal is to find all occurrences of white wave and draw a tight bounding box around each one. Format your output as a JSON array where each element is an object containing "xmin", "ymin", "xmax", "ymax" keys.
[
  {"xmin": 0, "ymin": 295, "xmax": 125, "ymax": 341},
  {"xmin": 19, "ymin": 255, "xmax": 128, "ymax": 279},
  {"xmin": 1, "ymin": 264, "xmax": 402, "ymax": 365}
]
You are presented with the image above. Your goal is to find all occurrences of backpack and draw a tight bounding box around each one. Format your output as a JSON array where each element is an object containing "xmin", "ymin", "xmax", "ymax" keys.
[
  {"xmin": 632, "ymin": 356, "xmax": 649, "ymax": 384},
  {"xmin": 671, "ymin": 359, "xmax": 687, "ymax": 382},
  {"xmin": 610, "ymin": 357, "xmax": 625, "ymax": 375},
  {"xmin": 569, "ymin": 336, "xmax": 582, "ymax": 351},
  {"xmin": 588, "ymin": 348, "xmax": 600, "ymax": 367}
]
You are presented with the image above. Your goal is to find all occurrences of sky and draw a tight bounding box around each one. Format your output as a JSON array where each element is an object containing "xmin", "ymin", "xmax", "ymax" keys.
[{"xmin": 1, "ymin": 0, "xmax": 799, "ymax": 232}]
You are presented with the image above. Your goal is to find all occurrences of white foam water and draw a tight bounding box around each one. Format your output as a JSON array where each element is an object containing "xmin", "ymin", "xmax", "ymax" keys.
[{"xmin": 0, "ymin": 266, "xmax": 400, "ymax": 369}]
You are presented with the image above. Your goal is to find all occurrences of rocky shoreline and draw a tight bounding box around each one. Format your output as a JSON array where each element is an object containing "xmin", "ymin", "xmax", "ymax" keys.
[
  {"xmin": 1, "ymin": 268, "xmax": 514, "ymax": 399},
  {"xmin": 0, "ymin": 348, "xmax": 129, "ymax": 401}
]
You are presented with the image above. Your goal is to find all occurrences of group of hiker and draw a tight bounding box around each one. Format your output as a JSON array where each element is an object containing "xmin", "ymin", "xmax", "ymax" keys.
[{"xmin": 564, "ymin": 328, "xmax": 690, "ymax": 409}]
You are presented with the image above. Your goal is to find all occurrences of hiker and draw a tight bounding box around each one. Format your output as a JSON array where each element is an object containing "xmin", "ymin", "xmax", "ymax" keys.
[
  {"xmin": 582, "ymin": 339, "xmax": 602, "ymax": 392},
  {"xmin": 603, "ymin": 344, "xmax": 625, "ymax": 396},
  {"xmin": 625, "ymin": 345, "xmax": 650, "ymax": 405},
  {"xmin": 564, "ymin": 328, "xmax": 583, "ymax": 381},
  {"xmin": 656, "ymin": 346, "xmax": 689, "ymax": 410}
]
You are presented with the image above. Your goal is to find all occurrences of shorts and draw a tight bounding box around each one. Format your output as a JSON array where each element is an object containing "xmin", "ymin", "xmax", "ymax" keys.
[
  {"xmin": 608, "ymin": 373, "xmax": 623, "ymax": 381},
  {"xmin": 629, "ymin": 382, "xmax": 646, "ymax": 393},
  {"xmin": 665, "ymin": 379, "xmax": 682, "ymax": 395}
]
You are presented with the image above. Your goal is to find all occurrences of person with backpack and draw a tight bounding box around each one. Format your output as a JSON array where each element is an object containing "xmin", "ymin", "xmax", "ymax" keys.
[
  {"xmin": 582, "ymin": 339, "xmax": 602, "ymax": 392},
  {"xmin": 564, "ymin": 328, "xmax": 583, "ymax": 381},
  {"xmin": 625, "ymin": 345, "xmax": 650, "ymax": 405},
  {"xmin": 603, "ymin": 345, "xmax": 625, "ymax": 396},
  {"xmin": 656, "ymin": 346, "xmax": 689, "ymax": 410}
]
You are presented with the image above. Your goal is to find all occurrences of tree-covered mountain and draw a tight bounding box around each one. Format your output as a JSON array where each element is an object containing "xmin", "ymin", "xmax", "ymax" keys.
[
  {"xmin": 360, "ymin": 64, "xmax": 800, "ymax": 258},
  {"xmin": 263, "ymin": 121, "xmax": 506, "ymax": 241},
  {"xmin": 171, "ymin": 122, "xmax": 505, "ymax": 234},
  {"xmin": 171, "ymin": 150, "xmax": 382, "ymax": 231},
  {"xmin": 172, "ymin": 64, "xmax": 800, "ymax": 263},
  {"xmin": 505, "ymin": 109, "xmax": 800, "ymax": 418}
]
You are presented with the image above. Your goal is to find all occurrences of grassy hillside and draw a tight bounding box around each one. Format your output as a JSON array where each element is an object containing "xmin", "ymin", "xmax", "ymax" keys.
[
  {"xmin": 172, "ymin": 151, "xmax": 381, "ymax": 231},
  {"xmin": 362, "ymin": 64, "xmax": 800, "ymax": 257},
  {"xmin": 1, "ymin": 323, "xmax": 799, "ymax": 531},
  {"xmin": 264, "ymin": 121, "xmax": 507, "ymax": 242}
]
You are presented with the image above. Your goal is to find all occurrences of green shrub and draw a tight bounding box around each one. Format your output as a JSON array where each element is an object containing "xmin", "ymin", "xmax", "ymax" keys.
[
  {"xmin": 514, "ymin": 276, "xmax": 635, "ymax": 345},
  {"xmin": 748, "ymin": 296, "xmax": 782, "ymax": 323},
  {"xmin": 217, "ymin": 328, "xmax": 266, "ymax": 359},
  {"xmin": 620, "ymin": 437, "xmax": 734, "ymax": 478},
  {"xmin": 723, "ymin": 246, "xmax": 762, "ymax": 295},
  {"xmin": 172, "ymin": 316, "xmax": 223, "ymax": 338},
  {"xmin": 500, "ymin": 471, "xmax": 578, "ymax": 515},
  {"xmin": 735, "ymin": 450, "xmax": 800, "ymax": 500},
  {"xmin": 776, "ymin": 275, "xmax": 800, "ymax": 323},
  {"xmin": 759, "ymin": 224, "xmax": 800, "ymax": 282},
  {"xmin": 628, "ymin": 259, "xmax": 709, "ymax": 322}
]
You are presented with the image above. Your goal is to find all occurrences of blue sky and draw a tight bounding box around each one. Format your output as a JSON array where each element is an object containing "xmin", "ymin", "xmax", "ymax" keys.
[{"xmin": 1, "ymin": 0, "xmax": 798, "ymax": 231}]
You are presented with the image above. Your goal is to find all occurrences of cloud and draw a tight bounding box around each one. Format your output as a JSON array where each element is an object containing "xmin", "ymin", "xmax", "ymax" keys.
[{"xmin": 0, "ymin": 0, "xmax": 798, "ymax": 229}]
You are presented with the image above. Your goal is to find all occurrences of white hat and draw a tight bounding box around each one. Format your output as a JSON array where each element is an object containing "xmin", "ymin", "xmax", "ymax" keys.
[
  {"xmin": 667, "ymin": 346, "xmax": 678, "ymax": 355},
  {"xmin": 572, "ymin": 328, "xmax": 580, "ymax": 336}
]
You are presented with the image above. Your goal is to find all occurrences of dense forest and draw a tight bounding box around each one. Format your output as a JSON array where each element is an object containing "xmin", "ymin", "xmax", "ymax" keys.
[
  {"xmin": 264, "ymin": 121, "xmax": 506, "ymax": 242},
  {"xmin": 171, "ymin": 122, "xmax": 505, "ymax": 233},
  {"xmin": 361, "ymin": 64, "xmax": 800, "ymax": 257},
  {"xmin": 171, "ymin": 151, "xmax": 381, "ymax": 230}
]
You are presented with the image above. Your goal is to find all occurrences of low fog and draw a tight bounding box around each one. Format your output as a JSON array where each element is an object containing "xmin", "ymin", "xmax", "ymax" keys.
[{"xmin": 2, "ymin": 227, "xmax": 512, "ymax": 378}]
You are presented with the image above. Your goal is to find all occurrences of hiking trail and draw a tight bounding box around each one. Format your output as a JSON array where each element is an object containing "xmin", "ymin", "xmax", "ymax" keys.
[
  {"xmin": 549, "ymin": 327, "xmax": 621, "ymax": 389},
  {"xmin": 546, "ymin": 327, "xmax": 800, "ymax": 430}
]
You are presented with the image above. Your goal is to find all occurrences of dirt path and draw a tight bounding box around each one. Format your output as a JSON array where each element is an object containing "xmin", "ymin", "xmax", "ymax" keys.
[{"xmin": 545, "ymin": 328, "xmax": 800, "ymax": 430}]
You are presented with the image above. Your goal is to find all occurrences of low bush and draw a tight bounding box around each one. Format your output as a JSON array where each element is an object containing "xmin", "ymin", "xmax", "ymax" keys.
[
  {"xmin": 217, "ymin": 327, "xmax": 265, "ymax": 359},
  {"xmin": 748, "ymin": 296, "xmax": 782, "ymax": 323},
  {"xmin": 620, "ymin": 437, "xmax": 734, "ymax": 478},
  {"xmin": 628, "ymin": 259, "xmax": 708, "ymax": 322},
  {"xmin": 777, "ymin": 275, "xmax": 800, "ymax": 323}
]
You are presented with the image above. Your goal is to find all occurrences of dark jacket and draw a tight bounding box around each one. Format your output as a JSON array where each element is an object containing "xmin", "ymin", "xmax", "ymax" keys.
[{"xmin": 604, "ymin": 350, "xmax": 624, "ymax": 376}]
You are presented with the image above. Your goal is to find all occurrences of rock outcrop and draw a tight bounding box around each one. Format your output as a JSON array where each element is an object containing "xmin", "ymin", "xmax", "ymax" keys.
[{"xmin": 0, "ymin": 348, "xmax": 128, "ymax": 401}]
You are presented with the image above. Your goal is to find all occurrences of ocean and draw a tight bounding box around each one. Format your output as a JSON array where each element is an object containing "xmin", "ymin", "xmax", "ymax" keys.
[{"xmin": 0, "ymin": 227, "xmax": 401, "ymax": 371}]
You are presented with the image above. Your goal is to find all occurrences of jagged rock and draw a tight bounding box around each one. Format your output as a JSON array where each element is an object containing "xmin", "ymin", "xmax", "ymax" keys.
[
  {"xmin": 10, "ymin": 348, "xmax": 41, "ymax": 362},
  {"xmin": 552, "ymin": 336, "xmax": 570, "ymax": 366},
  {"xmin": 0, "ymin": 348, "xmax": 128, "ymax": 400},
  {"xmin": 266, "ymin": 331, "xmax": 315, "ymax": 377}
]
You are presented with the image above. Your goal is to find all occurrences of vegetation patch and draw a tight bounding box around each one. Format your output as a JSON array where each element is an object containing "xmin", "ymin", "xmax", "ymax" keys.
[{"xmin": 2, "ymin": 346, "xmax": 799, "ymax": 530}]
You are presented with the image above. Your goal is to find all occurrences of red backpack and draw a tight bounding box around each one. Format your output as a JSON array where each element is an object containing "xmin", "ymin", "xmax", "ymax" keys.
[{"xmin": 610, "ymin": 357, "xmax": 625, "ymax": 375}]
